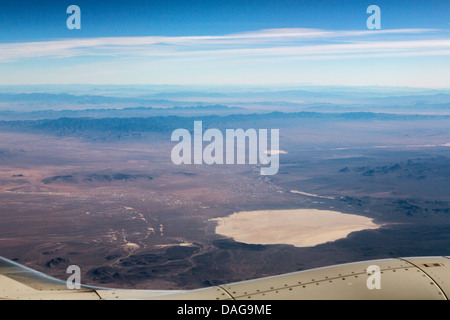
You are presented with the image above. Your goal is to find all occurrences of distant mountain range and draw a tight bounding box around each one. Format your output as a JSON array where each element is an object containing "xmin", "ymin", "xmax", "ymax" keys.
[
  {"xmin": 0, "ymin": 112, "xmax": 448, "ymax": 139},
  {"xmin": 0, "ymin": 105, "xmax": 248, "ymax": 120},
  {"xmin": 0, "ymin": 89, "xmax": 449, "ymax": 115}
]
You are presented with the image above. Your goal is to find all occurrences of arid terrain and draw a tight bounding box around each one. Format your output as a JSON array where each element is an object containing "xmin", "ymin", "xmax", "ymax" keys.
[{"xmin": 0, "ymin": 109, "xmax": 449, "ymax": 290}]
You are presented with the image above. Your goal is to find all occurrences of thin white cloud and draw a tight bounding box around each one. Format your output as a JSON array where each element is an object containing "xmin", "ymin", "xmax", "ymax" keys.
[{"xmin": 0, "ymin": 27, "xmax": 447, "ymax": 62}]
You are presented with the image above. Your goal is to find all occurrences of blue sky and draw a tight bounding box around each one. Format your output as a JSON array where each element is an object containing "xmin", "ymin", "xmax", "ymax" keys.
[{"xmin": 0, "ymin": 0, "xmax": 449, "ymax": 87}]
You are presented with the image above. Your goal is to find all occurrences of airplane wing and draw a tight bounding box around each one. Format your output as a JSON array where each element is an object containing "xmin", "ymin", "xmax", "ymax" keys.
[{"xmin": 1, "ymin": 256, "xmax": 449, "ymax": 300}]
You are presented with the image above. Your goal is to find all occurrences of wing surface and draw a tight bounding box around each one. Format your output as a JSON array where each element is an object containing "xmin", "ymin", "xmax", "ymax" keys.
[{"xmin": 1, "ymin": 256, "xmax": 449, "ymax": 300}]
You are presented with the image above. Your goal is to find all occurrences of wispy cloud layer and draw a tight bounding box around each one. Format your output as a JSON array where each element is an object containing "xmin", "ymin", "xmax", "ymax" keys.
[
  {"xmin": 0, "ymin": 28, "xmax": 448, "ymax": 62},
  {"xmin": 1, "ymin": 28, "xmax": 449, "ymax": 87}
]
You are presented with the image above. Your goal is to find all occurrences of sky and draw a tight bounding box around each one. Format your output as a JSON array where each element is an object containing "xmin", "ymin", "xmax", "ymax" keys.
[{"xmin": 0, "ymin": 0, "xmax": 449, "ymax": 87}]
